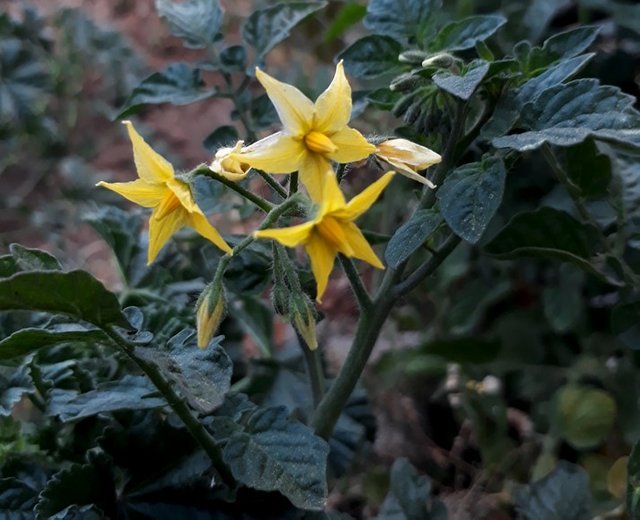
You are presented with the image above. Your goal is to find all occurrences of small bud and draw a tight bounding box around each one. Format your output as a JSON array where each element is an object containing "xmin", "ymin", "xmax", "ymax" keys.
[
  {"xmin": 290, "ymin": 293, "xmax": 318, "ymax": 350},
  {"xmin": 421, "ymin": 53, "xmax": 455, "ymax": 69},
  {"xmin": 209, "ymin": 140, "xmax": 250, "ymax": 182},
  {"xmin": 196, "ymin": 282, "xmax": 226, "ymax": 349},
  {"xmin": 398, "ymin": 49, "xmax": 430, "ymax": 64},
  {"xmin": 389, "ymin": 73, "xmax": 428, "ymax": 93}
]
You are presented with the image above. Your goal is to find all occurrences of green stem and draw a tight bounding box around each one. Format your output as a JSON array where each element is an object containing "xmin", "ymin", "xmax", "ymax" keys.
[
  {"xmin": 339, "ymin": 255, "xmax": 372, "ymax": 310},
  {"xmin": 104, "ymin": 326, "xmax": 234, "ymax": 485},
  {"xmin": 289, "ymin": 171, "xmax": 299, "ymax": 196},
  {"xmin": 300, "ymin": 334, "xmax": 325, "ymax": 408},
  {"xmin": 256, "ymin": 169, "xmax": 288, "ymax": 199},
  {"xmin": 196, "ymin": 166, "xmax": 273, "ymax": 213}
]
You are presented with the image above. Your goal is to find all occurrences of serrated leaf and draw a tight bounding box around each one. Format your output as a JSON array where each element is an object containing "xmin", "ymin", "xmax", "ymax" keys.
[
  {"xmin": 385, "ymin": 209, "xmax": 442, "ymax": 269},
  {"xmin": 542, "ymin": 26, "xmax": 599, "ymax": 61},
  {"xmin": 554, "ymin": 385, "xmax": 617, "ymax": 450},
  {"xmin": 155, "ymin": 0, "xmax": 223, "ymax": 49},
  {"xmin": 0, "ymin": 270, "xmax": 128, "ymax": 328},
  {"xmin": 117, "ymin": 63, "xmax": 217, "ymax": 119},
  {"xmin": 222, "ymin": 406, "xmax": 329, "ymax": 510},
  {"xmin": 242, "ymin": 2, "xmax": 327, "ymax": 59},
  {"xmin": 47, "ymin": 375, "xmax": 165, "ymax": 421},
  {"xmin": 8, "ymin": 244, "xmax": 61, "ymax": 272},
  {"xmin": 515, "ymin": 461, "xmax": 592, "ymax": 520},
  {"xmin": 429, "ymin": 15, "xmax": 506, "ymax": 52},
  {"xmin": 337, "ymin": 35, "xmax": 405, "ymax": 80},
  {"xmin": 493, "ymin": 79, "xmax": 640, "ymax": 151},
  {"xmin": 0, "ymin": 326, "xmax": 106, "ymax": 361},
  {"xmin": 433, "ymin": 59, "xmax": 489, "ymax": 100},
  {"xmin": 437, "ymin": 157, "xmax": 506, "ymax": 244},
  {"xmin": 35, "ymin": 453, "xmax": 115, "ymax": 518},
  {"xmin": 0, "ymin": 477, "xmax": 39, "ymax": 517},
  {"xmin": 378, "ymin": 458, "xmax": 444, "ymax": 520},
  {"xmin": 134, "ymin": 330, "xmax": 232, "ymax": 414},
  {"xmin": 363, "ymin": 0, "xmax": 441, "ymax": 42}
]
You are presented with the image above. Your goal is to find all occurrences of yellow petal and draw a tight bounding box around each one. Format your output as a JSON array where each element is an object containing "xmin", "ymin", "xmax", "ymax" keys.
[
  {"xmin": 97, "ymin": 179, "xmax": 167, "ymax": 208},
  {"xmin": 336, "ymin": 171, "xmax": 395, "ymax": 220},
  {"xmin": 299, "ymin": 153, "xmax": 332, "ymax": 203},
  {"xmin": 255, "ymin": 68, "xmax": 314, "ymax": 136},
  {"xmin": 376, "ymin": 139, "xmax": 442, "ymax": 170},
  {"xmin": 317, "ymin": 171, "xmax": 347, "ymax": 217},
  {"xmin": 166, "ymin": 178, "xmax": 201, "ymax": 214},
  {"xmin": 147, "ymin": 207, "xmax": 187, "ymax": 264},
  {"xmin": 317, "ymin": 216, "xmax": 353, "ymax": 255},
  {"xmin": 123, "ymin": 121, "xmax": 174, "ymax": 183},
  {"xmin": 381, "ymin": 157, "xmax": 437, "ymax": 187},
  {"xmin": 326, "ymin": 127, "xmax": 376, "ymax": 164},
  {"xmin": 305, "ymin": 231, "xmax": 337, "ymax": 303},
  {"xmin": 238, "ymin": 132, "xmax": 307, "ymax": 174},
  {"xmin": 189, "ymin": 212, "xmax": 233, "ymax": 254},
  {"xmin": 313, "ymin": 61, "xmax": 352, "ymax": 134},
  {"xmin": 210, "ymin": 140, "xmax": 250, "ymax": 182},
  {"xmin": 254, "ymin": 221, "xmax": 315, "ymax": 247},
  {"xmin": 341, "ymin": 222, "xmax": 384, "ymax": 269}
]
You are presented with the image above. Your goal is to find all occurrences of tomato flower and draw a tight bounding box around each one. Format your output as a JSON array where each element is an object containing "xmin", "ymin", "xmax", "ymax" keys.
[{"xmin": 375, "ymin": 138, "xmax": 441, "ymax": 188}]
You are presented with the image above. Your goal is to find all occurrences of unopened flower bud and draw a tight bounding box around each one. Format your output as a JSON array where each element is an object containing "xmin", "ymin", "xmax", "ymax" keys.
[
  {"xmin": 398, "ymin": 49, "xmax": 430, "ymax": 64},
  {"xmin": 421, "ymin": 53, "xmax": 455, "ymax": 69},
  {"xmin": 196, "ymin": 282, "xmax": 226, "ymax": 349},
  {"xmin": 290, "ymin": 293, "xmax": 318, "ymax": 350},
  {"xmin": 375, "ymin": 138, "xmax": 441, "ymax": 187},
  {"xmin": 390, "ymin": 73, "xmax": 429, "ymax": 93},
  {"xmin": 209, "ymin": 140, "xmax": 251, "ymax": 182}
]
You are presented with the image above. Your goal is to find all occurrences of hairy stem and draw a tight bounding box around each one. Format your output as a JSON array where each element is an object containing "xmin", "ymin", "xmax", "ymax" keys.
[
  {"xmin": 256, "ymin": 169, "xmax": 288, "ymax": 199},
  {"xmin": 197, "ymin": 166, "xmax": 273, "ymax": 213},
  {"xmin": 339, "ymin": 255, "xmax": 372, "ymax": 310}
]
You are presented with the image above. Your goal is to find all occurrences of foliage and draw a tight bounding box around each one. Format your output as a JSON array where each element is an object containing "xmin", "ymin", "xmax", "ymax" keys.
[{"xmin": 4, "ymin": 0, "xmax": 640, "ymax": 518}]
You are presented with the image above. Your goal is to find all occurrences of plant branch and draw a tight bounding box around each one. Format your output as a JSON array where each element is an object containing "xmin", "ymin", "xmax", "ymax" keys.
[
  {"xmin": 339, "ymin": 255, "xmax": 372, "ymax": 310},
  {"xmin": 256, "ymin": 169, "xmax": 288, "ymax": 199},
  {"xmin": 196, "ymin": 166, "xmax": 273, "ymax": 213},
  {"xmin": 299, "ymin": 333, "xmax": 325, "ymax": 408}
]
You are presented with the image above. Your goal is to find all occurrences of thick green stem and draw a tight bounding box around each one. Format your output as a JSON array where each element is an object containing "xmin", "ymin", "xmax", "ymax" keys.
[
  {"xmin": 339, "ymin": 255, "xmax": 372, "ymax": 310},
  {"xmin": 289, "ymin": 171, "xmax": 299, "ymax": 196},
  {"xmin": 300, "ymin": 335, "xmax": 325, "ymax": 408},
  {"xmin": 196, "ymin": 166, "xmax": 273, "ymax": 213},
  {"xmin": 104, "ymin": 326, "xmax": 234, "ymax": 485},
  {"xmin": 256, "ymin": 169, "xmax": 288, "ymax": 199}
]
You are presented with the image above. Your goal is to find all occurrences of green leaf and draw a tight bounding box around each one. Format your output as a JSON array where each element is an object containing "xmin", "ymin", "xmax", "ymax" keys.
[
  {"xmin": 323, "ymin": 2, "xmax": 366, "ymax": 43},
  {"xmin": 429, "ymin": 15, "xmax": 506, "ymax": 52},
  {"xmin": 542, "ymin": 266, "xmax": 584, "ymax": 334},
  {"xmin": 117, "ymin": 63, "xmax": 217, "ymax": 119},
  {"xmin": 203, "ymin": 125, "xmax": 239, "ymax": 154},
  {"xmin": 338, "ymin": 35, "xmax": 405, "ymax": 80},
  {"xmin": 0, "ymin": 270, "xmax": 128, "ymax": 328},
  {"xmin": 0, "ymin": 326, "xmax": 106, "ymax": 361},
  {"xmin": 437, "ymin": 157, "xmax": 506, "ymax": 244},
  {"xmin": 627, "ymin": 440, "xmax": 640, "ymax": 517},
  {"xmin": 219, "ymin": 45, "xmax": 246, "ymax": 73},
  {"xmin": 8, "ymin": 244, "xmax": 61, "ymax": 272},
  {"xmin": 432, "ymin": 59, "xmax": 489, "ymax": 100},
  {"xmin": 0, "ymin": 477, "xmax": 38, "ymax": 517},
  {"xmin": 35, "ymin": 453, "xmax": 115, "ymax": 518},
  {"xmin": 385, "ymin": 209, "xmax": 442, "ymax": 269},
  {"xmin": 541, "ymin": 26, "xmax": 599, "ymax": 61},
  {"xmin": 155, "ymin": 0, "xmax": 223, "ymax": 49},
  {"xmin": 493, "ymin": 79, "xmax": 640, "ymax": 151},
  {"xmin": 222, "ymin": 406, "xmax": 329, "ymax": 510},
  {"xmin": 242, "ymin": 2, "xmax": 327, "ymax": 59},
  {"xmin": 135, "ymin": 330, "xmax": 232, "ymax": 414},
  {"xmin": 378, "ymin": 458, "xmax": 446, "ymax": 520},
  {"xmin": 611, "ymin": 302, "xmax": 640, "ymax": 349},
  {"xmin": 515, "ymin": 461, "xmax": 592, "ymax": 520},
  {"xmin": 564, "ymin": 139, "xmax": 612, "ymax": 198},
  {"xmin": 232, "ymin": 295, "xmax": 273, "ymax": 357},
  {"xmin": 363, "ymin": 0, "xmax": 441, "ymax": 42},
  {"xmin": 250, "ymin": 94, "xmax": 278, "ymax": 129},
  {"xmin": 47, "ymin": 375, "xmax": 165, "ymax": 421},
  {"xmin": 0, "ymin": 38, "xmax": 50, "ymax": 126}
]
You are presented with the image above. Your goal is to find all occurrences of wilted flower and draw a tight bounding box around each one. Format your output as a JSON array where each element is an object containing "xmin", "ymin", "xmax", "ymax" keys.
[
  {"xmin": 375, "ymin": 138, "xmax": 441, "ymax": 188},
  {"xmin": 210, "ymin": 141, "xmax": 251, "ymax": 182},
  {"xmin": 196, "ymin": 282, "xmax": 227, "ymax": 349}
]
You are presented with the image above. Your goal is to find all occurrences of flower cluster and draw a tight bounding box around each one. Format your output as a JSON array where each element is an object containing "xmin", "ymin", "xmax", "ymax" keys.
[{"xmin": 97, "ymin": 62, "xmax": 441, "ymax": 333}]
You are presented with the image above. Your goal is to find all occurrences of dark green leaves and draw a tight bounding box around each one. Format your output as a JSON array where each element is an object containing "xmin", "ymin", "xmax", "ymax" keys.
[
  {"xmin": 0, "ymin": 477, "xmax": 39, "ymax": 515},
  {"xmin": 385, "ymin": 209, "xmax": 442, "ymax": 269},
  {"xmin": 117, "ymin": 63, "xmax": 217, "ymax": 118},
  {"xmin": 628, "ymin": 441, "xmax": 640, "ymax": 517},
  {"xmin": 515, "ymin": 462, "xmax": 592, "ymax": 520},
  {"xmin": 429, "ymin": 15, "xmax": 506, "ymax": 52},
  {"xmin": 222, "ymin": 406, "xmax": 329, "ymax": 510},
  {"xmin": 242, "ymin": 2, "xmax": 327, "ymax": 60},
  {"xmin": 378, "ymin": 458, "xmax": 446, "ymax": 520},
  {"xmin": 494, "ymin": 80, "xmax": 640, "ymax": 151},
  {"xmin": 364, "ymin": 0, "xmax": 441, "ymax": 43},
  {"xmin": 0, "ymin": 270, "xmax": 128, "ymax": 328},
  {"xmin": 155, "ymin": 0, "xmax": 224, "ymax": 48},
  {"xmin": 338, "ymin": 35, "xmax": 404, "ymax": 79},
  {"xmin": 203, "ymin": 125, "xmax": 239, "ymax": 154},
  {"xmin": 564, "ymin": 139, "xmax": 612, "ymax": 198},
  {"xmin": 0, "ymin": 326, "xmax": 106, "ymax": 361},
  {"xmin": 7, "ymin": 244, "xmax": 61, "ymax": 271},
  {"xmin": 437, "ymin": 157, "xmax": 506, "ymax": 244},
  {"xmin": 433, "ymin": 59, "xmax": 489, "ymax": 100}
]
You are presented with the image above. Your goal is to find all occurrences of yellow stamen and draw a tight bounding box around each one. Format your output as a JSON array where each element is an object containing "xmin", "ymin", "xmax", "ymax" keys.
[
  {"xmin": 317, "ymin": 217, "xmax": 353, "ymax": 255},
  {"xmin": 304, "ymin": 131, "xmax": 338, "ymax": 154}
]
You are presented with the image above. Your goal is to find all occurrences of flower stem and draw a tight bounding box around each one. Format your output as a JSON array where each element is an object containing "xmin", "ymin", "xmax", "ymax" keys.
[
  {"xmin": 196, "ymin": 166, "xmax": 273, "ymax": 213},
  {"xmin": 256, "ymin": 169, "xmax": 288, "ymax": 199},
  {"xmin": 104, "ymin": 326, "xmax": 234, "ymax": 485},
  {"xmin": 299, "ymin": 333, "xmax": 325, "ymax": 408},
  {"xmin": 339, "ymin": 255, "xmax": 372, "ymax": 310}
]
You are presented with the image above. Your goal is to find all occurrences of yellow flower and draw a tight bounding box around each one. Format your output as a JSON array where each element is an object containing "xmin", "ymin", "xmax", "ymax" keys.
[
  {"xmin": 255, "ymin": 170, "xmax": 395, "ymax": 302},
  {"xmin": 210, "ymin": 140, "xmax": 251, "ymax": 182},
  {"xmin": 97, "ymin": 121, "xmax": 232, "ymax": 264},
  {"xmin": 375, "ymin": 138, "xmax": 441, "ymax": 188},
  {"xmin": 233, "ymin": 61, "xmax": 376, "ymax": 200}
]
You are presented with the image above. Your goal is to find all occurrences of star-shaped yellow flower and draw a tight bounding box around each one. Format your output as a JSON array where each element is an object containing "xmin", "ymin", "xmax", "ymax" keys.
[
  {"xmin": 254, "ymin": 170, "xmax": 395, "ymax": 302},
  {"xmin": 233, "ymin": 61, "xmax": 376, "ymax": 201},
  {"xmin": 375, "ymin": 138, "xmax": 441, "ymax": 187},
  {"xmin": 97, "ymin": 121, "xmax": 232, "ymax": 264}
]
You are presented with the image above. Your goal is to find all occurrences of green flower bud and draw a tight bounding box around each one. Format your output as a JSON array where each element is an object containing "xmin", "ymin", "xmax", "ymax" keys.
[
  {"xmin": 289, "ymin": 293, "xmax": 318, "ymax": 351},
  {"xmin": 421, "ymin": 53, "xmax": 455, "ymax": 69},
  {"xmin": 389, "ymin": 73, "xmax": 429, "ymax": 93},
  {"xmin": 196, "ymin": 282, "xmax": 226, "ymax": 349},
  {"xmin": 398, "ymin": 49, "xmax": 430, "ymax": 64}
]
